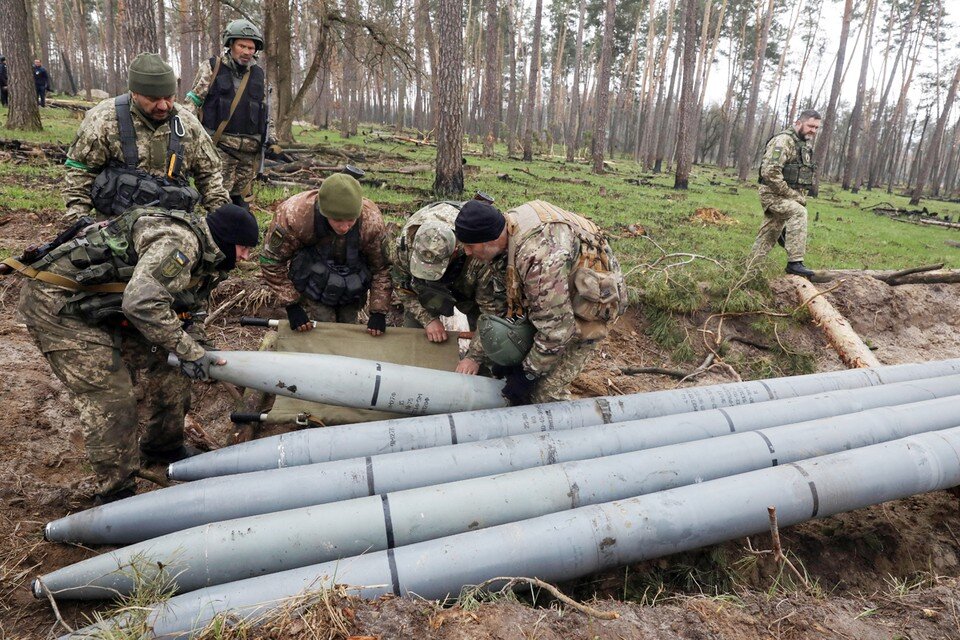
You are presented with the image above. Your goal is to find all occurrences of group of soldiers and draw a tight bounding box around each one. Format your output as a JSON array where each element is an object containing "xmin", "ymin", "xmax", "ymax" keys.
[{"xmin": 5, "ymin": 19, "xmax": 629, "ymax": 505}]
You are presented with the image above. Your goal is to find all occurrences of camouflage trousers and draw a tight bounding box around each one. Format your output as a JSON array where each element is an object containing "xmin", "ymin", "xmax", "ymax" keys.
[
  {"xmin": 747, "ymin": 197, "xmax": 808, "ymax": 269},
  {"xmin": 26, "ymin": 327, "xmax": 191, "ymax": 497},
  {"xmin": 530, "ymin": 339, "xmax": 600, "ymax": 404},
  {"xmin": 217, "ymin": 146, "xmax": 259, "ymax": 199},
  {"xmin": 301, "ymin": 296, "xmax": 364, "ymax": 325}
]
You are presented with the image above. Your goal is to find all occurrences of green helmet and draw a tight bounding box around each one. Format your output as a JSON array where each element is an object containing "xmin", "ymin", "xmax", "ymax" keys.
[
  {"xmin": 477, "ymin": 314, "xmax": 535, "ymax": 367},
  {"xmin": 222, "ymin": 19, "xmax": 264, "ymax": 51}
]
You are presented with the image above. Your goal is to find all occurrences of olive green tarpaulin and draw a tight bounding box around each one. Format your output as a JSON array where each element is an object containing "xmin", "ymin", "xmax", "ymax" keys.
[{"xmin": 267, "ymin": 322, "xmax": 463, "ymax": 425}]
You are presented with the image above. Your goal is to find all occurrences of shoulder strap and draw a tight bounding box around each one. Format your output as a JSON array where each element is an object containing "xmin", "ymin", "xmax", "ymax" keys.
[
  {"xmin": 504, "ymin": 212, "xmax": 525, "ymax": 319},
  {"xmin": 210, "ymin": 63, "xmax": 251, "ymax": 147},
  {"xmin": 114, "ymin": 94, "xmax": 139, "ymax": 169}
]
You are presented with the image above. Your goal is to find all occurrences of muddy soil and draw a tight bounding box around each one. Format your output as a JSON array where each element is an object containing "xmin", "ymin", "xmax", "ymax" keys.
[{"xmin": 1, "ymin": 204, "xmax": 960, "ymax": 638}]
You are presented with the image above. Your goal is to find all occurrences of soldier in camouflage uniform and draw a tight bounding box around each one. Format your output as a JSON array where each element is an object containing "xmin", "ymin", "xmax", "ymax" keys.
[
  {"xmin": 747, "ymin": 109, "xmax": 822, "ymax": 278},
  {"xmin": 260, "ymin": 174, "xmax": 392, "ymax": 335},
  {"xmin": 387, "ymin": 200, "xmax": 490, "ymax": 374},
  {"xmin": 454, "ymin": 200, "xmax": 627, "ymax": 405},
  {"xmin": 184, "ymin": 19, "xmax": 282, "ymax": 207},
  {"xmin": 12, "ymin": 204, "xmax": 259, "ymax": 503},
  {"xmin": 63, "ymin": 53, "xmax": 229, "ymax": 222}
]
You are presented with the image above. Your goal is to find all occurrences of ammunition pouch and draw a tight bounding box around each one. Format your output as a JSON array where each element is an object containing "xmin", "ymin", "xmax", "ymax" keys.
[
  {"xmin": 415, "ymin": 279, "xmax": 458, "ymax": 317},
  {"xmin": 91, "ymin": 165, "xmax": 201, "ymax": 218},
  {"xmin": 289, "ymin": 248, "xmax": 371, "ymax": 307},
  {"xmin": 64, "ymin": 292, "xmax": 125, "ymax": 323},
  {"xmin": 782, "ymin": 162, "xmax": 815, "ymax": 190},
  {"xmin": 477, "ymin": 314, "xmax": 536, "ymax": 367}
]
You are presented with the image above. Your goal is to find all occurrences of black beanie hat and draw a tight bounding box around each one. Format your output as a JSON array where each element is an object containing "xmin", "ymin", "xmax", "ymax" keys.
[
  {"xmin": 206, "ymin": 203, "xmax": 260, "ymax": 269},
  {"xmin": 454, "ymin": 201, "xmax": 505, "ymax": 244}
]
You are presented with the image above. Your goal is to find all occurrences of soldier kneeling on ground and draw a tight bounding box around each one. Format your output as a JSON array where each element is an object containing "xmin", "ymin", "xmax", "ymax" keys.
[{"xmin": 9, "ymin": 204, "xmax": 260, "ymax": 504}]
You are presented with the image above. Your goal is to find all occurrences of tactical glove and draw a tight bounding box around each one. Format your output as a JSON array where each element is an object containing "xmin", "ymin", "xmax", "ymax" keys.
[
  {"xmin": 179, "ymin": 358, "xmax": 210, "ymax": 381},
  {"xmin": 502, "ymin": 369, "xmax": 539, "ymax": 406},
  {"xmin": 286, "ymin": 303, "xmax": 311, "ymax": 331},
  {"xmin": 367, "ymin": 312, "xmax": 387, "ymax": 334}
]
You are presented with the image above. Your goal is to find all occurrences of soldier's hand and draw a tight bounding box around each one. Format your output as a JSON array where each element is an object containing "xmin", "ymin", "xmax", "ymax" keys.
[
  {"xmin": 179, "ymin": 355, "xmax": 225, "ymax": 381},
  {"xmin": 456, "ymin": 357, "xmax": 480, "ymax": 375},
  {"xmin": 366, "ymin": 312, "xmax": 387, "ymax": 336},
  {"xmin": 424, "ymin": 319, "xmax": 448, "ymax": 343},
  {"xmin": 286, "ymin": 303, "xmax": 313, "ymax": 332},
  {"xmin": 795, "ymin": 191, "xmax": 807, "ymax": 206}
]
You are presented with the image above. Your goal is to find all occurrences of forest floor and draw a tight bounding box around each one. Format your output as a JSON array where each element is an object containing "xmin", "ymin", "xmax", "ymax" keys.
[{"xmin": 1, "ymin": 105, "xmax": 960, "ymax": 639}]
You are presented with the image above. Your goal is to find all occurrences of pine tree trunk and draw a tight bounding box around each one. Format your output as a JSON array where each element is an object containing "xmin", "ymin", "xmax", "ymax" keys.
[
  {"xmin": 735, "ymin": 0, "xmax": 774, "ymax": 182},
  {"xmin": 910, "ymin": 63, "xmax": 960, "ymax": 205},
  {"xmin": 810, "ymin": 0, "xmax": 853, "ymax": 195},
  {"xmin": 434, "ymin": 0, "xmax": 464, "ymax": 195},
  {"xmin": 564, "ymin": 0, "xmax": 586, "ymax": 162},
  {"xmin": 157, "ymin": 0, "xmax": 169, "ymax": 61},
  {"xmin": 482, "ymin": 0, "xmax": 498, "ymax": 156},
  {"xmin": 1, "ymin": 0, "xmax": 43, "ymax": 130},
  {"xmin": 75, "ymin": 0, "xmax": 94, "ymax": 100},
  {"xmin": 673, "ymin": 0, "xmax": 698, "ymax": 188},
  {"xmin": 178, "ymin": 0, "xmax": 195, "ymax": 98},
  {"xmin": 522, "ymin": 0, "xmax": 542, "ymax": 161},
  {"xmin": 264, "ymin": 0, "xmax": 294, "ymax": 143},
  {"xmin": 654, "ymin": 36, "xmax": 681, "ymax": 173},
  {"xmin": 590, "ymin": 0, "xmax": 615, "ymax": 173},
  {"xmin": 842, "ymin": 0, "xmax": 876, "ymax": 191},
  {"xmin": 124, "ymin": 0, "xmax": 160, "ymax": 60},
  {"xmin": 506, "ymin": 0, "xmax": 519, "ymax": 155}
]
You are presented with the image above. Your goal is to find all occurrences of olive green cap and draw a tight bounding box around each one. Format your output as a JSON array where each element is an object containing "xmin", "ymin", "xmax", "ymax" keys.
[
  {"xmin": 128, "ymin": 53, "xmax": 177, "ymax": 97},
  {"xmin": 316, "ymin": 174, "xmax": 363, "ymax": 221},
  {"xmin": 410, "ymin": 222, "xmax": 456, "ymax": 281}
]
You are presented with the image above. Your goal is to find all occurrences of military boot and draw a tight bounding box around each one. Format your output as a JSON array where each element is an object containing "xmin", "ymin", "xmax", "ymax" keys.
[
  {"xmin": 139, "ymin": 444, "xmax": 202, "ymax": 465},
  {"xmin": 785, "ymin": 261, "xmax": 814, "ymax": 278}
]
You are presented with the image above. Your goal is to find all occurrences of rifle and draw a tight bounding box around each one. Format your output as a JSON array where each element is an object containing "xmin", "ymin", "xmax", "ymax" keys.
[{"xmin": 0, "ymin": 215, "xmax": 95, "ymax": 275}]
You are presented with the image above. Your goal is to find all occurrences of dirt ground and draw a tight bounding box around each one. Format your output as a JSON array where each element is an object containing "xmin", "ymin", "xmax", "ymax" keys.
[{"xmin": 2, "ymin": 206, "xmax": 960, "ymax": 639}]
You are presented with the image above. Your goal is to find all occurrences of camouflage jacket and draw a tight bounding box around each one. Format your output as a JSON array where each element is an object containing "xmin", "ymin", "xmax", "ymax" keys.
[
  {"xmin": 63, "ymin": 95, "xmax": 230, "ymax": 221},
  {"xmin": 476, "ymin": 202, "xmax": 622, "ymax": 376},
  {"xmin": 183, "ymin": 53, "xmax": 276, "ymax": 150},
  {"xmin": 260, "ymin": 189, "xmax": 391, "ymax": 313},
  {"xmin": 758, "ymin": 128, "xmax": 809, "ymax": 204},
  {"xmin": 18, "ymin": 213, "xmax": 224, "ymax": 362}
]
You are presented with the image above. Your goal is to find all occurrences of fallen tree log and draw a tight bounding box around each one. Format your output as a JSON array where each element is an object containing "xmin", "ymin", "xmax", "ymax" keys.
[
  {"xmin": 810, "ymin": 264, "xmax": 960, "ymax": 285},
  {"xmin": 890, "ymin": 216, "xmax": 960, "ymax": 230},
  {"xmin": 786, "ymin": 276, "xmax": 882, "ymax": 369}
]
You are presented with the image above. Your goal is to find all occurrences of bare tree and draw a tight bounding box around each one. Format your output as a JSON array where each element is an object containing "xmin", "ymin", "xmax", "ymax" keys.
[
  {"xmin": 564, "ymin": 0, "xmax": 586, "ymax": 162},
  {"xmin": 910, "ymin": 62, "xmax": 960, "ymax": 205},
  {"xmin": 842, "ymin": 0, "xmax": 876, "ymax": 191},
  {"xmin": 673, "ymin": 0, "xmax": 698, "ymax": 189},
  {"xmin": 734, "ymin": 0, "xmax": 774, "ymax": 182},
  {"xmin": 434, "ymin": 0, "xmax": 464, "ymax": 195},
  {"xmin": 506, "ymin": 0, "xmax": 519, "ymax": 154},
  {"xmin": 591, "ymin": 0, "xmax": 615, "ymax": 173},
  {"xmin": 522, "ymin": 0, "xmax": 542, "ymax": 161},
  {"xmin": 482, "ymin": 0, "xmax": 498, "ymax": 156},
  {"xmin": 124, "ymin": 0, "xmax": 160, "ymax": 57},
  {"xmin": 810, "ymin": 0, "xmax": 853, "ymax": 194},
  {"xmin": 0, "ymin": 0, "xmax": 43, "ymax": 131}
]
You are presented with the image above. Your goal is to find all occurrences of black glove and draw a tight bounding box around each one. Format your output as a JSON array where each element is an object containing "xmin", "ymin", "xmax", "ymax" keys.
[
  {"xmin": 179, "ymin": 358, "xmax": 209, "ymax": 381},
  {"xmin": 286, "ymin": 303, "xmax": 310, "ymax": 331},
  {"xmin": 367, "ymin": 312, "xmax": 387, "ymax": 333},
  {"xmin": 490, "ymin": 364, "xmax": 521, "ymax": 379},
  {"xmin": 502, "ymin": 369, "xmax": 539, "ymax": 406}
]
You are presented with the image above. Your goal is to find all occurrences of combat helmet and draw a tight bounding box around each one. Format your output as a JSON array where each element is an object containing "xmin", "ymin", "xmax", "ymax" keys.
[
  {"xmin": 477, "ymin": 314, "xmax": 535, "ymax": 367},
  {"xmin": 222, "ymin": 19, "xmax": 264, "ymax": 51}
]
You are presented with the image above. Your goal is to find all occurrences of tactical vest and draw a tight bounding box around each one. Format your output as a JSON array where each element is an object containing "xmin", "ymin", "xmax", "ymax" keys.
[
  {"xmin": 90, "ymin": 94, "xmax": 201, "ymax": 218},
  {"xmin": 201, "ymin": 57, "xmax": 267, "ymax": 138},
  {"xmin": 32, "ymin": 207, "xmax": 223, "ymax": 324},
  {"xmin": 288, "ymin": 212, "xmax": 371, "ymax": 307},
  {"xmin": 504, "ymin": 201, "xmax": 627, "ymax": 338},
  {"xmin": 760, "ymin": 131, "xmax": 816, "ymax": 190}
]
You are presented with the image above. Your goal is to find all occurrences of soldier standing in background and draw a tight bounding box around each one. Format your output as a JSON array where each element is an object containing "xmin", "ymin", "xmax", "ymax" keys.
[
  {"xmin": 454, "ymin": 200, "xmax": 627, "ymax": 406},
  {"xmin": 0, "ymin": 56, "xmax": 8, "ymax": 106},
  {"xmin": 62, "ymin": 53, "xmax": 230, "ymax": 222},
  {"xmin": 746, "ymin": 109, "xmax": 822, "ymax": 278},
  {"xmin": 184, "ymin": 19, "xmax": 283, "ymax": 209},
  {"xmin": 260, "ymin": 174, "xmax": 392, "ymax": 335},
  {"xmin": 33, "ymin": 59, "xmax": 49, "ymax": 107}
]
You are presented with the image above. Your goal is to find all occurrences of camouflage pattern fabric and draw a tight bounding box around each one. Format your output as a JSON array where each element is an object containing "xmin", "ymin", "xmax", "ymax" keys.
[
  {"xmin": 17, "ymin": 214, "xmax": 222, "ymax": 497},
  {"xmin": 473, "ymin": 202, "xmax": 623, "ymax": 398},
  {"xmin": 260, "ymin": 189, "xmax": 392, "ymax": 314},
  {"xmin": 748, "ymin": 129, "xmax": 811, "ymax": 267},
  {"xmin": 184, "ymin": 53, "xmax": 276, "ymax": 199},
  {"xmin": 63, "ymin": 96, "xmax": 230, "ymax": 221},
  {"xmin": 302, "ymin": 298, "xmax": 363, "ymax": 325}
]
